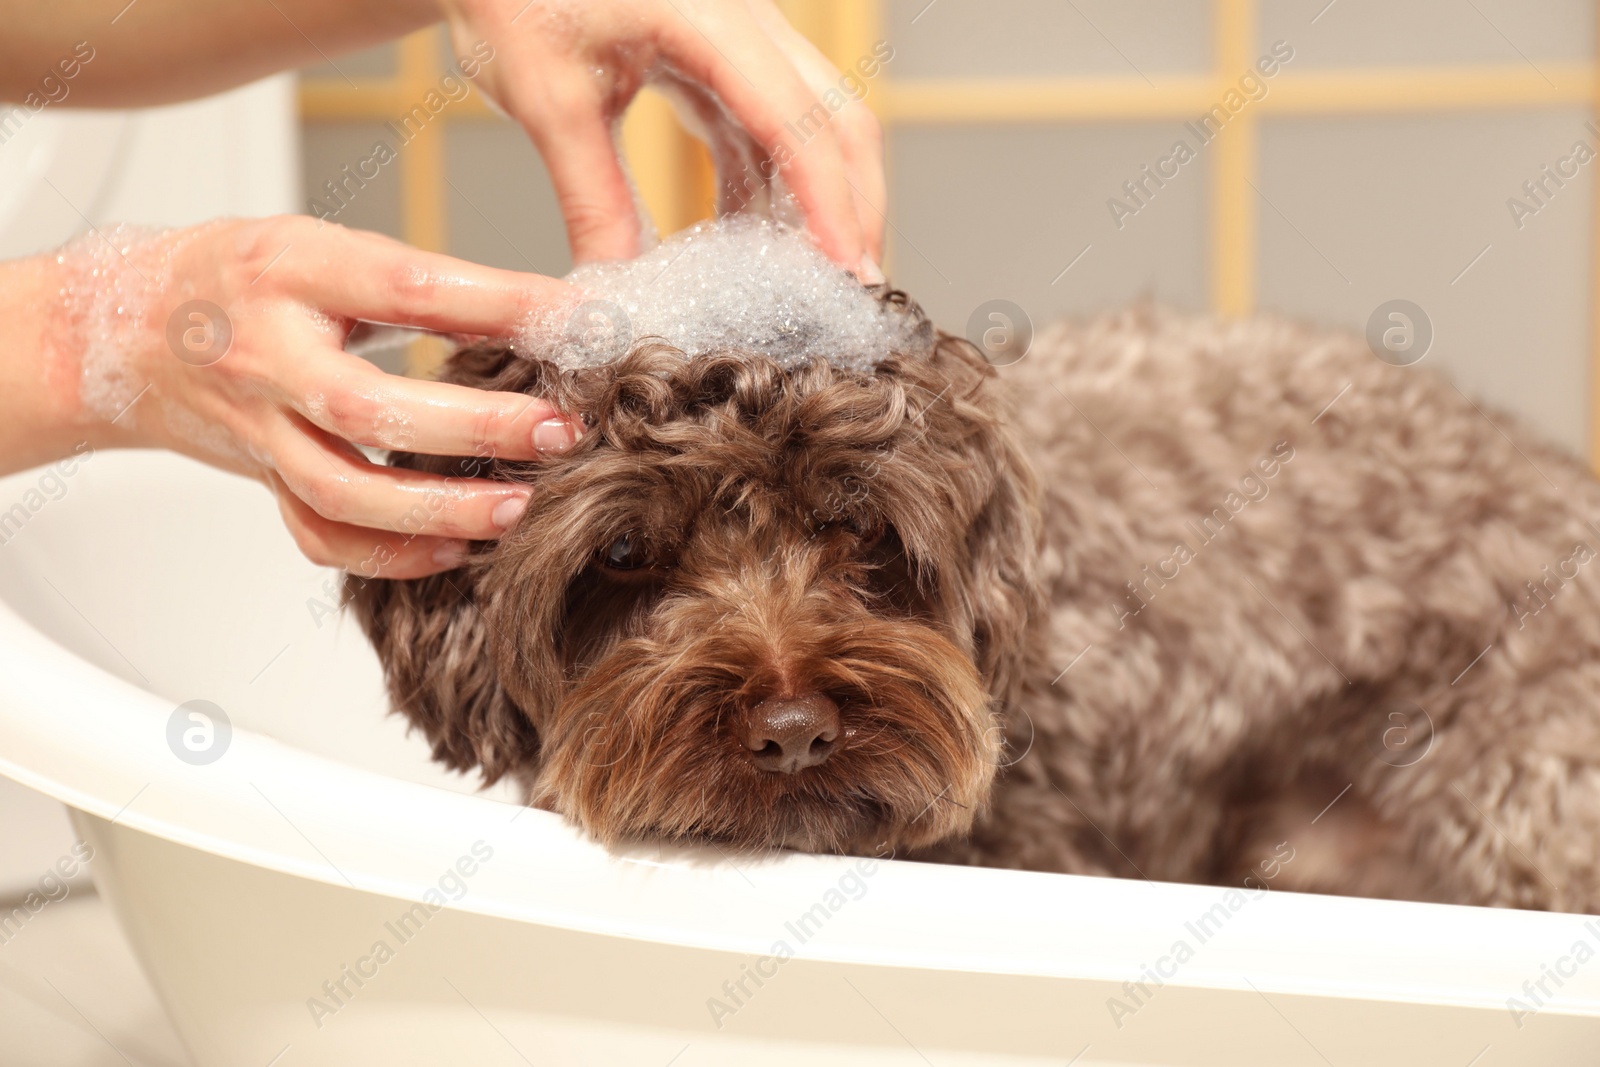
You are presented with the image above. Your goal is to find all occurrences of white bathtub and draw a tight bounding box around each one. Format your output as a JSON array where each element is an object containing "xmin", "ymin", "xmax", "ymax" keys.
[{"xmin": 1, "ymin": 448, "xmax": 1597, "ymax": 1065}]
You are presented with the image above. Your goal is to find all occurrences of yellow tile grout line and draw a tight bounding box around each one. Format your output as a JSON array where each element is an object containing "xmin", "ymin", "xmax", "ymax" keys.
[
  {"xmin": 395, "ymin": 27, "xmax": 449, "ymax": 378},
  {"xmin": 1592, "ymin": 0, "xmax": 1600, "ymax": 472},
  {"xmin": 1212, "ymin": 0, "xmax": 1256, "ymax": 317},
  {"xmin": 396, "ymin": 27, "xmax": 446, "ymax": 255},
  {"xmin": 302, "ymin": 66, "xmax": 1600, "ymax": 123},
  {"xmin": 619, "ymin": 88, "xmax": 702, "ymax": 237},
  {"xmin": 870, "ymin": 66, "xmax": 1598, "ymax": 121},
  {"xmin": 833, "ymin": 0, "xmax": 886, "ymax": 273}
]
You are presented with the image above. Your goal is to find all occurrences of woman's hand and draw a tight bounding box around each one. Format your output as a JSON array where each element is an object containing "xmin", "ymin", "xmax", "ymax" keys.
[
  {"xmin": 438, "ymin": 0, "xmax": 886, "ymax": 273},
  {"xmin": 43, "ymin": 216, "xmax": 582, "ymax": 579}
]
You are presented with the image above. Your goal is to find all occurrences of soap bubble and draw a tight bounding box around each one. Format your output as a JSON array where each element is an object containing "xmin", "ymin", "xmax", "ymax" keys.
[
  {"xmin": 516, "ymin": 215, "xmax": 925, "ymax": 373},
  {"xmin": 57, "ymin": 223, "xmax": 173, "ymax": 423},
  {"xmin": 560, "ymin": 299, "xmax": 632, "ymax": 365}
]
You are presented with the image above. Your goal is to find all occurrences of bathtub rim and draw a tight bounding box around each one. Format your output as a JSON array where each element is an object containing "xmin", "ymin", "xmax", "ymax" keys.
[{"xmin": 2, "ymin": 575, "xmax": 1598, "ymax": 1023}]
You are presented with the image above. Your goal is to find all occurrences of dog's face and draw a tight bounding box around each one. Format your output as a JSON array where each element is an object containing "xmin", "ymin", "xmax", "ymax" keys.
[{"xmin": 349, "ymin": 331, "xmax": 1038, "ymax": 855}]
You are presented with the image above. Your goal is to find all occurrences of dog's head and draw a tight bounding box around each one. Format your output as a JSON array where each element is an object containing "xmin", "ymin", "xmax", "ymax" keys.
[{"xmin": 348, "ymin": 305, "xmax": 1039, "ymax": 854}]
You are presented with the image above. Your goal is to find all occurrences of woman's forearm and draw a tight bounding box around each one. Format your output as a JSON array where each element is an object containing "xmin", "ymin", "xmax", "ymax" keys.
[{"xmin": 0, "ymin": 0, "xmax": 438, "ymax": 107}]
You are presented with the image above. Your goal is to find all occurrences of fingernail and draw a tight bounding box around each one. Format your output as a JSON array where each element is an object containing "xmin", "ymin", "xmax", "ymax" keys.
[
  {"xmin": 857, "ymin": 254, "xmax": 886, "ymax": 286},
  {"xmin": 534, "ymin": 417, "xmax": 578, "ymax": 454},
  {"xmin": 432, "ymin": 539, "xmax": 469, "ymax": 568},
  {"xmin": 492, "ymin": 494, "xmax": 529, "ymax": 530}
]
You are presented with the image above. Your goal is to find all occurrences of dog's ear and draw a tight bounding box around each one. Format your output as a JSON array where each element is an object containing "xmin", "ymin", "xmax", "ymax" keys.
[
  {"xmin": 931, "ymin": 338, "xmax": 1043, "ymax": 705},
  {"xmin": 346, "ymin": 565, "xmax": 539, "ymax": 782},
  {"xmin": 342, "ymin": 342, "xmax": 551, "ymax": 783},
  {"xmin": 964, "ymin": 418, "xmax": 1041, "ymax": 703}
]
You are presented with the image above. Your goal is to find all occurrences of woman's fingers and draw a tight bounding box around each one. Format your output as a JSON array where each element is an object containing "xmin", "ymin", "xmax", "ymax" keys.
[
  {"xmin": 656, "ymin": 75, "xmax": 767, "ymax": 218},
  {"xmin": 266, "ymin": 413, "xmax": 534, "ymax": 542},
  {"xmin": 125, "ymin": 215, "xmax": 582, "ymax": 577},
  {"xmin": 269, "ymin": 472, "xmax": 470, "ymax": 580},
  {"xmin": 266, "ymin": 220, "xmax": 575, "ymax": 335},
  {"xmin": 833, "ymin": 110, "xmax": 887, "ymax": 268},
  {"xmin": 285, "ymin": 349, "xmax": 579, "ymax": 461},
  {"xmin": 753, "ymin": 8, "xmax": 887, "ymax": 264},
  {"xmin": 234, "ymin": 225, "xmax": 583, "ymax": 568},
  {"xmin": 658, "ymin": 7, "xmax": 865, "ymax": 269},
  {"xmin": 519, "ymin": 77, "xmax": 651, "ymax": 264}
]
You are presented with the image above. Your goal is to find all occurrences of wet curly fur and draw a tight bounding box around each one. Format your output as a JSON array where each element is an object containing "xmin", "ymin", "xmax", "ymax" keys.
[{"xmin": 350, "ymin": 301, "xmax": 1600, "ymax": 912}]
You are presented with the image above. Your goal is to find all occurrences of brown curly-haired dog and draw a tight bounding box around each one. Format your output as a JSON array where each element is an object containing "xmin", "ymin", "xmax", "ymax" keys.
[{"xmin": 350, "ymin": 303, "xmax": 1600, "ymax": 912}]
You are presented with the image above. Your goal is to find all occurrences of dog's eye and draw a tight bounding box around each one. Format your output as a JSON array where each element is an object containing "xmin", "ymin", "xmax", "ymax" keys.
[
  {"xmin": 602, "ymin": 532, "xmax": 648, "ymax": 570},
  {"xmin": 844, "ymin": 516, "xmax": 887, "ymax": 546}
]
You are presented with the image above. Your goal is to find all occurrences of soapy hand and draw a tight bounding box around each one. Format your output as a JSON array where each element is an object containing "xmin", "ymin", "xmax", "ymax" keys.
[
  {"xmin": 437, "ymin": 0, "xmax": 886, "ymax": 274},
  {"xmin": 49, "ymin": 216, "xmax": 583, "ymax": 579}
]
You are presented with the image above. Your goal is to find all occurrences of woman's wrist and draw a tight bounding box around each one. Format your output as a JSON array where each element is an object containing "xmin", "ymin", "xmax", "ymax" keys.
[{"xmin": 0, "ymin": 250, "xmax": 126, "ymax": 475}]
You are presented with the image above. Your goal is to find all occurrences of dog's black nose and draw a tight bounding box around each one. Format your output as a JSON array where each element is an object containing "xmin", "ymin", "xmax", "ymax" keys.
[{"xmin": 742, "ymin": 694, "xmax": 841, "ymax": 773}]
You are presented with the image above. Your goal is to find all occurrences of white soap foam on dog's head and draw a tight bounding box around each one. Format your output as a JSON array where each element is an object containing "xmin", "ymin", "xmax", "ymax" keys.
[{"xmin": 515, "ymin": 215, "xmax": 923, "ymax": 373}]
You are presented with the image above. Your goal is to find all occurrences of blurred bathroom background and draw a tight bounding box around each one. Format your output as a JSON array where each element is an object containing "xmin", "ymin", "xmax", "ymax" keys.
[
  {"xmin": 2, "ymin": 0, "xmax": 1598, "ymax": 1060},
  {"xmin": 300, "ymin": 0, "xmax": 1600, "ymax": 461}
]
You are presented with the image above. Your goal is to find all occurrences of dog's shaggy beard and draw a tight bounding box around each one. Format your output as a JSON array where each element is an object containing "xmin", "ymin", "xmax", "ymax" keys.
[{"xmin": 533, "ymin": 592, "xmax": 1000, "ymax": 853}]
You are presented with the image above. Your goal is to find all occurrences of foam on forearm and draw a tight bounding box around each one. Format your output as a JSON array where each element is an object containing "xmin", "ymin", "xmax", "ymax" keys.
[
  {"xmin": 53, "ymin": 223, "xmax": 173, "ymax": 427},
  {"xmin": 52, "ymin": 221, "xmax": 253, "ymax": 466}
]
